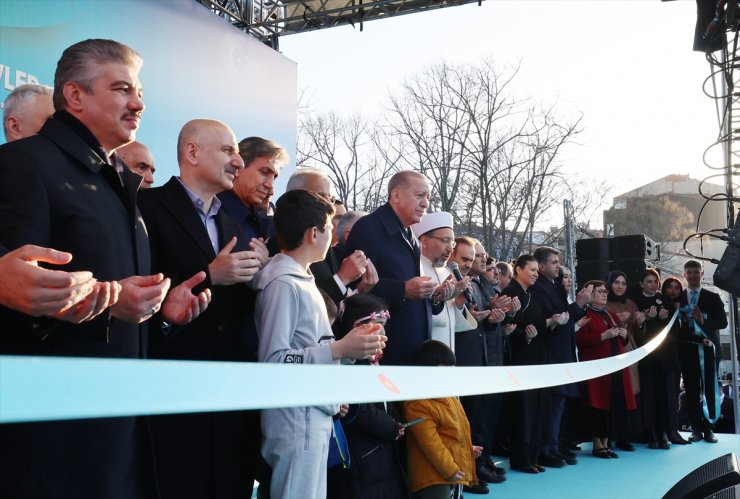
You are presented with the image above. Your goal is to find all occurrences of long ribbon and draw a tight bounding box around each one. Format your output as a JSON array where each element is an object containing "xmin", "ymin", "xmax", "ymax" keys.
[{"xmin": 0, "ymin": 310, "xmax": 679, "ymax": 424}]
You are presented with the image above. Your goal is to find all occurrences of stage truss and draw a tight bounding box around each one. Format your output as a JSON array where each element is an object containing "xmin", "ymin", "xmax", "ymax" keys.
[{"xmin": 195, "ymin": 0, "xmax": 484, "ymax": 49}]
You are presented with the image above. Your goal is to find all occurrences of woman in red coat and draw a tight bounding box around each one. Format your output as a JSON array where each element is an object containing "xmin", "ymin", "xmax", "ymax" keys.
[{"xmin": 576, "ymin": 280, "xmax": 637, "ymax": 459}]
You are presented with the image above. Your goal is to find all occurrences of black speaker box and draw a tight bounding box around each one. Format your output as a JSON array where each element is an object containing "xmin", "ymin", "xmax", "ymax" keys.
[
  {"xmin": 611, "ymin": 234, "xmax": 658, "ymax": 261},
  {"xmin": 575, "ymin": 260, "xmax": 610, "ymax": 285},
  {"xmin": 663, "ymin": 453, "xmax": 740, "ymax": 499},
  {"xmin": 576, "ymin": 238, "xmax": 610, "ymax": 262},
  {"xmin": 610, "ymin": 259, "xmax": 654, "ymax": 286}
]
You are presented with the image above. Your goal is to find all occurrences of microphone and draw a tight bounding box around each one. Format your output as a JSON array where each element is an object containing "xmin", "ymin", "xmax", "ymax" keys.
[{"xmin": 448, "ymin": 262, "xmax": 474, "ymax": 306}]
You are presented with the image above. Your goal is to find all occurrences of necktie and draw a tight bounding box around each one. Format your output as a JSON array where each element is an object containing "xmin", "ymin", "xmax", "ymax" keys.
[{"xmin": 690, "ymin": 289, "xmax": 699, "ymax": 307}]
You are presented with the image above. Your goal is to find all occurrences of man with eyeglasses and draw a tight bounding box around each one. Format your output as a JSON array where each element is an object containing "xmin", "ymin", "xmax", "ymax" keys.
[{"xmin": 412, "ymin": 212, "xmax": 475, "ymax": 350}]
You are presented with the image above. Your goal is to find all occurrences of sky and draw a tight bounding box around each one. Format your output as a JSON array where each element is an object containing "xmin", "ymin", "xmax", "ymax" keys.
[{"xmin": 279, "ymin": 0, "xmax": 723, "ymax": 227}]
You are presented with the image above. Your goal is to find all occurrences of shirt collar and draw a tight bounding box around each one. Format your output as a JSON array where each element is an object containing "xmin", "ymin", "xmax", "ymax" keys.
[{"xmin": 176, "ymin": 177, "xmax": 221, "ymax": 218}]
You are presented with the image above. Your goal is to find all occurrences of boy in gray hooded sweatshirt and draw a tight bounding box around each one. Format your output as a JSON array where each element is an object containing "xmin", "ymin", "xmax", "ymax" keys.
[{"xmin": 254, "ymin": 190, "xmax": 386, "ymax": 499}]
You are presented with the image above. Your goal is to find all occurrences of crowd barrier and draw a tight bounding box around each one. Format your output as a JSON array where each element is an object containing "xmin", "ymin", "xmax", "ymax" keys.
[{"xmin": 0, "ymin": 311, "xmax": 677, "ymax": 423}]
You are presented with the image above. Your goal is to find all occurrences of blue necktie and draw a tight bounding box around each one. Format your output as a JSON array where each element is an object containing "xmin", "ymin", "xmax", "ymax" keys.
[{"xmin": 689, "ymin": 289, "xmax": 699, "ymax": 307}]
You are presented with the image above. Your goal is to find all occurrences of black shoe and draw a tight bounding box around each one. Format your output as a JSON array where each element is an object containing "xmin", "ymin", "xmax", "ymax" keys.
[
  {"xmin": 658, "ymin": 433, "xmax": 670, "ymax": 449},
  {"xmin": 553, "ymin": 451, "xmax": 577, "ymax": 465},
  {"xmin": 463, "ymin": 484, "xmax": 490, "ymax": 494},
  {"xmin": 606, "ymin": 449, "xmax": 619, "ymax": 458},
  {"xmin": 484, "ymin": 460, "xmax": 507, "ymax": 475},
  {"xmin": 592, "ymin": 447, "xmax": 611, "ymax": 459},
  {"xmin": 511, "ymin": 465, "xmax": 540, "ymax": 474},
  {"xmin": 688, "ymin": 430, "xmax": 704, "ymax": 443},
  {"xmin": 668, "ymin": 431, "xmax": 690, "ymax": 445},
  {"xmin": 704, "ymin": 430, "xmax": 718, "ymax": 443},
  {"xmin": 534, "ymin": 464, "xmax": 546, "ymax": 472},
  {"xmin": 477, "ymin": 465, "xmax": 505, "ymax": 483},
  {"xmin": 615, "ymin": 438, "xmax": 635, "ymax": 452},
  {"xmin": 564, "ymin": 440, "xmax": 581, "ymax": 451},
  {"xmin": 539, "ymin": 453, "xmax": 566, "ymax": 468},
  {"xmin": 559, "ymin": 446, "xmax": 577, "ymax": 458}
]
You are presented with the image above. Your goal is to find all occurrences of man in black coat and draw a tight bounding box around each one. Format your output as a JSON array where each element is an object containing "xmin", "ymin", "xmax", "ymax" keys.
[
  {"xmin": 681, "ymin": 259, "xmax": 728, "ymax": 444},
  {"xmin": 345, "ymin": 170, "xmax": 438, "ymax": 365},
  {"xmin": 531, "ymin": 246, "xmax": 589, "ymax": 467},
  {"xmin": 138, "ymin": 119, "xmax": 266, "ymax": 499},
  {"xmin": 0, "ymin": 39, "xmax": 172, "ymax": 499}
]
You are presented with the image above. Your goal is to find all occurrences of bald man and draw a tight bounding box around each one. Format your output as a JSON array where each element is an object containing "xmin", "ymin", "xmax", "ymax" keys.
[
  {"xmin": 117, "ymin": 140, "xmax": 156, "ymax": 188},
  {"xmin": 3, "ymin": 84, "xmax": 54, "ymax": 142},
  {"xmin": 138, "ymin": 119, "xmax": 267, "ymax": 499}
]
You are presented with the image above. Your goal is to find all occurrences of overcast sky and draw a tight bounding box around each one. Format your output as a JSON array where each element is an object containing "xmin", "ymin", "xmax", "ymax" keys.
[{"xmin": 280, "ymin": 0, "xmax": 722, "ymax": 223}]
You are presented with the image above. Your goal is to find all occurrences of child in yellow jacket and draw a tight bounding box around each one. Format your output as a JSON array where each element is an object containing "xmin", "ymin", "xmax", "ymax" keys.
[{"xmin": 404, "ymin": 340, "xmax": 482, "ymax": 499}]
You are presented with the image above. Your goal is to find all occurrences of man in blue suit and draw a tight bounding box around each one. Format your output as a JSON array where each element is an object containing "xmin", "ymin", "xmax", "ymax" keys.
[{"xmin": 345, "ymin": 170, "xmax": 439, "ymax": 365}]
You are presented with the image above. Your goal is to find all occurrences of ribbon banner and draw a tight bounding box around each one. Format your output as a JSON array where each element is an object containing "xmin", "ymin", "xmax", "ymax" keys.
[{"xmin": 0, "ymin": 311, "xmax": 678, "ymax": 424}]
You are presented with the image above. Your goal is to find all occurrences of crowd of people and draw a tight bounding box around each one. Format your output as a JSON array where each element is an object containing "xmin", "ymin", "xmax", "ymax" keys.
[{"xmin": 0, "ymin": 38, "xmax": 734, "ymax": 499}]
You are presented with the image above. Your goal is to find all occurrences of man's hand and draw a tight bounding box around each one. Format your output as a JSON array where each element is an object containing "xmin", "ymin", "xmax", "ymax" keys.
[
  {"xmin": 249, "ymin": 238, "xmax": 269, "ymax": 268},
  {"xmin": 161, "ymin": 271, "xmax": 212, "ymax": 325},
  {"xmin": 110, "ymin": 274, "xmax": 170, "ymax": 324},
  {"xmin": 491, "ymin": 294, "xmax": 512, "ymax": 311},
  {"xmin": 404, "ymin": 276, "xmax": 436, "ymax": 300},
  {"xmin": 576, "ymin": 284, "xmax": 593, "ymax": 307},
  {"xmin": 487, "ymin": 308, "xmax": 506, "ymax": 324},
  {"xmin": 0, "ymin": 244, "xmax": 97, "ymax": 317},
  {"xmin": 451, "ymin": 275, "xmax": 471, "ymax": 299},
  {"xmin": 337, "ymin": 250, "xmax": 368, "ymax": 286},
  {"xmin": 525, "ymin": 324, "xmax": 538, "ymax": 340},
  {"xmin": 51, "ymin": 280, "xmax": 121, "ymax": 324},
  {"xmin": 207, "ymin": 237, "xmax": 262, "ymax": 285},
  {"xmin": 432, "ymin": 280, "xmax": 455, "ymax": 303},
  {"xmin": 356, "ymin": 259, "xmax": 378, "ymax": 293},
  {"xmin": 547, "ymin": 312, "xmax": 569, "ymax": 327}
]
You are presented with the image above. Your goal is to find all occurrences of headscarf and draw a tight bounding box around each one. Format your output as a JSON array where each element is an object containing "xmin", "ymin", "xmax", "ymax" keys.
[{"xmin": 606, "ymin": 270, "xmax": 628, "ymax": 304}]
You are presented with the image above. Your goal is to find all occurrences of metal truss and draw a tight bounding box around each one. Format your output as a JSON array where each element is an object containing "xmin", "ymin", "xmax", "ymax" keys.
[{"xmin": 195, "ymin": 0, "xmax": 483, "ymax": 49}]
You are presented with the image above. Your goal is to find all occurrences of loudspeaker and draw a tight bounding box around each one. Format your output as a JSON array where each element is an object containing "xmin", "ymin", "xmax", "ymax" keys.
[
  {"xmin": 576, "ymin": 238, "xmax": 609, "ymax": 262},
  {"xmin": 663, "ymin": 453, "xmax": 740, "ymax": 499},
  {"xmin": 706, "ymin": 483, "xmax": 740, "ymax": 498},
  {"xmin": 714, "ymin": 212, "xmax": 740, "ymax": 295},
  {"xmin": 575, "ymin": 260, "xmax": 610, "ymax": 284},
  {"xmin": 611, "ymin": 234, "xmax": 658, "ymax": 261}
]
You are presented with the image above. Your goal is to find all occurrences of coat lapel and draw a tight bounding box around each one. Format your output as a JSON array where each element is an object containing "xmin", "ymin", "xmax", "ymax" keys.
[{"xmin": 161, "ymin": 178, "xmax": 217, "ymax": 260}]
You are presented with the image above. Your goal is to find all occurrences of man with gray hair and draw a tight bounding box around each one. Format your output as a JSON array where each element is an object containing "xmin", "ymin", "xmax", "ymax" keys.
[
  {"xmin": 334, "ymin": 209, "xmax": 367, "ymax": 261},
  {"xmin": 0, "ymin": 38, "xmax": 177, "ymax": 498},
  {"xmin": 2, "ymin": 83, "xmax": 54, "ymax": 142}
]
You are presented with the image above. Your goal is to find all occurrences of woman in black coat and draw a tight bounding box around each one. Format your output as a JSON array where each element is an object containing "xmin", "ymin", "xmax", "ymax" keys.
[{"xmin": 500, "ymin": 255, "xmax": 549, "ymax": 474}]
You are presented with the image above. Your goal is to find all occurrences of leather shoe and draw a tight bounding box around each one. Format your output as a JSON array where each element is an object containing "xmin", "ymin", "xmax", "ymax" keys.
[
  {"xmin": 704, "ymin": 430, "xmax": 718, "ymax": 443},
  {"xmin": 559, "ymin": 446, "xmax": 577, "ymax": 458},
  {"xmin": 658, "ymin": 433, "xmax": 670, "ymax": 449},
  {"xmin": 554, "ymin": 451, "xmax": 577, "ymax": 465},
  {"xmin": 463, "ymin": 484, "xmax": 490, "ymax": 494},
  {"xmin": 484, "ymin": 460, "xmax": 507, "ymax": 475},
  {"xmin": 512, "ymin": 465, "xmax": 539, "ymax": 474},
  {"xmin": 477, "ymin": 465, "xmax": 505, "ymax": 483},
  {"xmin": 688, "ymin": 430, "xmax": 704, "ymax": 443},
  {"xmin": 615, "ymin": 438, "xmax": 635, "ymax": 452},
  {"xmin": 668, "ymin": 431, "xmax": 690, "ymax": 445},
  {"xmin": 539, "ymin": 453, "xmax": 566, "ymax": 468}
]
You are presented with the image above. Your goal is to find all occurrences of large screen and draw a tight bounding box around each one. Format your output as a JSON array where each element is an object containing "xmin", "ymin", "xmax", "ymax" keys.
[{"xmin": 0, "ymin": 0, "xmax": 297, "ymax": 191}]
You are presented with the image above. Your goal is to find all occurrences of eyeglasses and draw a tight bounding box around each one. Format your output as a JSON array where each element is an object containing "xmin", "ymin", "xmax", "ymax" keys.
[
  {"xmin": 426, "ymin": 235, "xmax": 456, "ymax": 248},
  {"xmin": 353, "ymin": 310, "xmax": 391, "ymax": 326}
]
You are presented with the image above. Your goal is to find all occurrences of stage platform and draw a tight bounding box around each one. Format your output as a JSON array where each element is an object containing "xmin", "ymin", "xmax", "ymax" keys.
[{"xmin": 484, "ymin": 432, "xmax": 739, "ymax": 499}]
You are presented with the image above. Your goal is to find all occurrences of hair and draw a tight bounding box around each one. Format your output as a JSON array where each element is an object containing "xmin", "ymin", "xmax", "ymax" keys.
[
  {"xmin": 661, "ymin": 276, "xmax": 686, "ymax": 306},
  {"xmin": 412, "ymin": 340, "xmax": 456, "ymax": 367},
  {"xmin": 386, "ymin": 170, "xmax": 427, "ymax": 199},
  {"xmin": 496, "ymin": 261, "xmax": 512, "ymax": 277},
  {"xmin": 53, "ymin": 39, "xmax": 142, "ymax": 111},
  {"xmin": 513, "ymin": 254, "xmax": 537, "ymax": 276},
  {"xmin": 336, "ymin": 210, "xmax": 367, "ymax": 246},
  {"xmin": 486, "ymin": 256, "xmax": 496, "ymax": 267},
  {"xmin": 334, "ymin": 199, "xmax": 345, "ymax": 208},
  {"xmin": 640, "ymin": 268, "xmax": 661, "ymax": 284},
  {"xmin": 238, "ymin": 136, "xmax": 289, "ymax": 170},
  {"xmin": 583, "ymin": 279, "xmax": 607, "ymax": 292},
  {"xmin": 533, "ymin": 246, "xmax": 559, "ymax": 264},
  {"xmin": 453, "ymin": 236, "xmax": 476, "ymax": 255},
  {"xmin": 319, "ymin": 288, "xmax": 338, "ymax": 324},
  {"xmin": 335, "ymin": 293, "xmax": 388, "ymax": 340},
  {"xmin": 273, "ymin": 189, "xmax": 335, "ymax": 251},
  {"xmin": 285, "ymin": 167, "xmax": 328, "ymax": 191},
  {"xmin": 605, "ymin": 270, "xmax": 628, "ymax": 304},
  {"xmin": 684, "ymin": 259, "xmax": 702, "ymax": 271},
  {"xmin": 3, "ymin": 84, "xmax": 53, "ymax": 133}
]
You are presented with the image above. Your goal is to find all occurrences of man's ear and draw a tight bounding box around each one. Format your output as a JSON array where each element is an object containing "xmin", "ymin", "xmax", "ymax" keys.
[
  {"xmin": 4, "ymin": 117, "xmax": 21, "ymax": 141},
  {"xmin": 302, "ymin": 226, "xmax": 317, "ymax": 246}
]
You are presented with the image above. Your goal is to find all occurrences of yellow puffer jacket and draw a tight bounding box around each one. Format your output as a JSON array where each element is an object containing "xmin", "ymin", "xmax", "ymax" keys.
[{"xmin": 403, "ymin": 397, "xmax": 479, "ymax": 493}]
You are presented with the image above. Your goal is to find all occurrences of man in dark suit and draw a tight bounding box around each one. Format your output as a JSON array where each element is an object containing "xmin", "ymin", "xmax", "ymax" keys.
[
  {"xmin": 138, "ymin": 119, "xmax": 266, "ymax": 499},
  {"xmin": 681, "ymin": 259, "xmax": 728, "ymax": 444},
  {"xmin": 0, "ymin": 39, "xmax": 171, "ymax": 499},
  {"xmin": 531, "ymin": 246, "xmax": 589, "ymax": 467},
  {"xmin": 345, "ymin": 170, "xmax": 439, "ymax": 365},
  {"xmin": 284, "ymin": 168, "xmax": 377, "ymax": 303}
]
